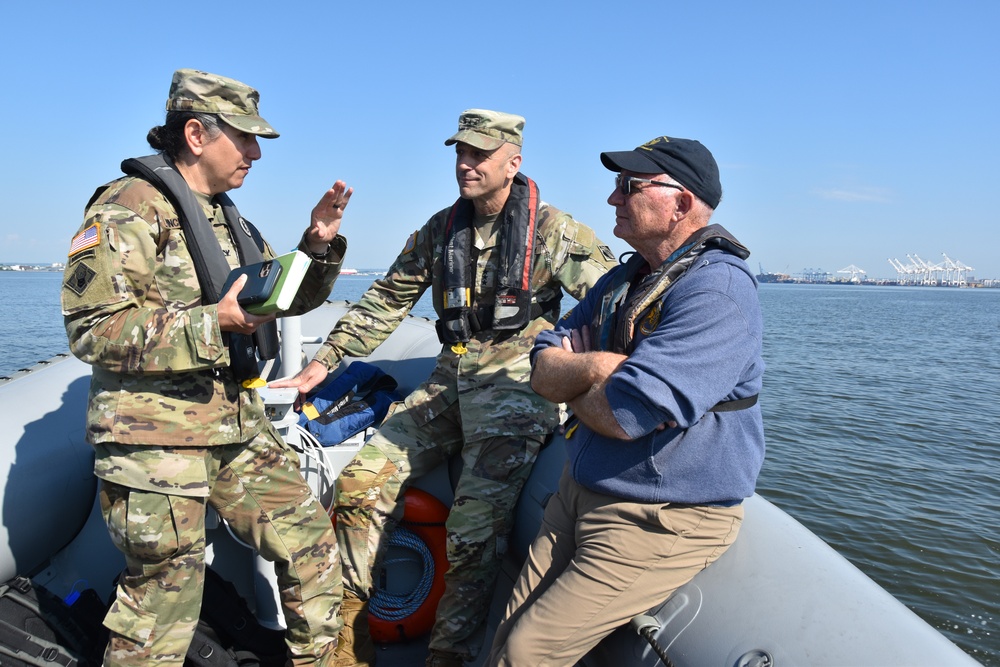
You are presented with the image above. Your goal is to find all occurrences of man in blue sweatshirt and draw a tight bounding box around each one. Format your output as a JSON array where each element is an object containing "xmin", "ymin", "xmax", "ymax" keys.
[{"xmin": 486, "ymin": 136, "xmax": 765, "ymax": 666}]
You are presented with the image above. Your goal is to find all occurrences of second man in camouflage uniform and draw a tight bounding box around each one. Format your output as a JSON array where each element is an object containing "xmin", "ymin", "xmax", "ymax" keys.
[{"xmin": 272, "ymin": 109, "xmax": 616, "ymax": 666}]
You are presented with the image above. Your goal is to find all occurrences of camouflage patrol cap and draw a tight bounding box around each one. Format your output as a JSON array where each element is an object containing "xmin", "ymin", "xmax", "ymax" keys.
[
  {"xmin": 444, "ymin": 109, "xmax": 524, "ymax": 150},
  {"xmin": 166, "ymin": 69, "xmax": 279, "ymax": 138}
]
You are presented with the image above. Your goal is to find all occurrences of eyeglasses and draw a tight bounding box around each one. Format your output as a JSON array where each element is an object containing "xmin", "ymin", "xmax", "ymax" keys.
[{"xmin": 615, "ymin": 174, "xmax": 684, "ymax": 197}]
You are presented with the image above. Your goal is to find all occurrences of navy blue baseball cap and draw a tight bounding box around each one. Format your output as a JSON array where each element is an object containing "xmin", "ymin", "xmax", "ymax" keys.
[{"xmin": 601, "ymin": 136, "xmax": 722, "ymax": 209}]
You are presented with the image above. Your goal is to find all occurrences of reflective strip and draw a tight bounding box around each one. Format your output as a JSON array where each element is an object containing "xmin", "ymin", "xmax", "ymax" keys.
[{"xmin": 443, "ymin": 287, "xmax": 470, "ymax": 309}]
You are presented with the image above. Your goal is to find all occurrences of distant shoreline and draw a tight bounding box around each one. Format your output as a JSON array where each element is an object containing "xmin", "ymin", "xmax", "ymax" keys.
[
  {"xmin": 3, "ymin": 265, "xmax": 996, "ymax": 287},
  {"xmin": 0, "ymin": 265, "xmax": 387, "ymax": 276},
  {"xmin": 757, "ymin": 275, "xmax": 1000, "ymax": 288},
  {"xmin": 0, "ymin": 265, "xmax": 64, "ymax": 272}
]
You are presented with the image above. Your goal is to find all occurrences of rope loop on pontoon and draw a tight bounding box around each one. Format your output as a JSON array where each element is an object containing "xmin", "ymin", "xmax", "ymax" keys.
[{"xmin": 369, "ymin": 527, "xmax": 436, "ymax": 620}]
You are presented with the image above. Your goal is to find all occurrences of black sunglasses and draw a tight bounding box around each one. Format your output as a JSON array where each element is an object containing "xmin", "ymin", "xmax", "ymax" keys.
[{"xmin": 615, "ymin": 174, "xmax": 684, "ymax": 196}]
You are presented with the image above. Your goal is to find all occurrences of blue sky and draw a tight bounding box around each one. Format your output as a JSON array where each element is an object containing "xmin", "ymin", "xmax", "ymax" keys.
[{"xmin": 2, "ymin": 1, "xmax": 997, "ymax": 280}]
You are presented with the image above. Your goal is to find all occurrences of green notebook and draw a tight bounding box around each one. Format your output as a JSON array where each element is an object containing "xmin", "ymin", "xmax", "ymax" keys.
[{"xmin": 222, "ymin": 250, "xmax": 313, "ymax": 315}]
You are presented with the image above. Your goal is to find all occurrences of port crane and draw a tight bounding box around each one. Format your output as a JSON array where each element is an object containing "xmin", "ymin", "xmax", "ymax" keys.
[
  {"xmin": 886, "ymin": 253, "xmax": 975, "ymax": 285},
  {"xmin": 940, "ymin": 254, "xmax": 974, "ymax": 286},
  {"xmin": 837, "ymin": 265, "xmax": 866, "ymax": 283}
]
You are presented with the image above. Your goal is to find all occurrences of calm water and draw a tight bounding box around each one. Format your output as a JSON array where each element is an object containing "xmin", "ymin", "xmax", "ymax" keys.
[{"xmin": 2, "ymin": 273, "xmax": 997, "ymax": 663}]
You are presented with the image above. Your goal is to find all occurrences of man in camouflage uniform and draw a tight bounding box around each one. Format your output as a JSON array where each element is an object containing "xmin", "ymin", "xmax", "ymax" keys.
[
  {"xmin": 272, "ymin": 110, "xmax": 616, "ymax": 666},
  {"xmin": 61, "ymin": 69, "xmax": 352, "ymax": 666}
]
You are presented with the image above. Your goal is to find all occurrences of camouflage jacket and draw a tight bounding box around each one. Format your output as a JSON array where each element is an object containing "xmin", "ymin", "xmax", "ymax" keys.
[
  {"xmin": 62, "ymin": 175, "xmax": 346, "ymax": 448},
  {"xmin": 314, "ymin": 195, "xmax": 615, "ymax": 439}
]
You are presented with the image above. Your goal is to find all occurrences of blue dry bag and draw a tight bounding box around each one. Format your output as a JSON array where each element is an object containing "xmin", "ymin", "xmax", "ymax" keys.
[{"xmin": 297, "ymin": 361, "xmax": 401, "ymax": 445}]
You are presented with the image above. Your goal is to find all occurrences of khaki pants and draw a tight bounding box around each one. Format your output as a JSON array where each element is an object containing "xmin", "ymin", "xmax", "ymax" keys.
[{"xmin": 486, "ymin": 467, "xmax": 743, "ymax": 667}]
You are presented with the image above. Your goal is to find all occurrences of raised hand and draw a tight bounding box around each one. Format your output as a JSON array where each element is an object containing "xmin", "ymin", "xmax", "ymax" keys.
[{"xmin": 305, "ymin": 180, "xmax": 354, "ymax": 252}]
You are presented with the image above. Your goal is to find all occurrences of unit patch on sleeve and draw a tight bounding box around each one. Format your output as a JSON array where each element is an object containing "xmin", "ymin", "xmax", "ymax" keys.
[
  {"xmin": 598, "ymin": 244, "xmax": 616, "ymax": 263},
  {"xmin": 65, "ymin": 261, "xmax": 97, "ymax": 297},
  {"xmin": 69, "ymin": 223, "xmax": 101, "ymax": 257},
  {"xmin": 401, "ymin": 230, "xmax": 418, "ymax": 255}
]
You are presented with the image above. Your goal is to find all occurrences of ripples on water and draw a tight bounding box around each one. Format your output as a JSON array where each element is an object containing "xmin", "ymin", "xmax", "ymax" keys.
[
  {"xmin": 759, "ymin": 284, "xmax": 998, "ymax": 664},
  {"xmin": 0, "ymin": 273, "xmax": 68, "ymax": 376},
  {"xmin": 2, "ymin": 274, "xmax": 997, "ymax": 663}
]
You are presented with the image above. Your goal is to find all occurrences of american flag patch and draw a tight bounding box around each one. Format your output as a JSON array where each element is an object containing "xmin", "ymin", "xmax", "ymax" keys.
[{"xmin": 69, "ymin": 223, "xmax": 101, "ymax": 256}]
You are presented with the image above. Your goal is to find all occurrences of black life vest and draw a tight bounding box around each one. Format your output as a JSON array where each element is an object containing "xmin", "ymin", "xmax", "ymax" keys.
[
  {"xmin": 118, "ymin": 155, "xmax": 279, "ymax": 381},
  {"xmin": 435, "ymin": 173, "xmax": 539, "ymax": 350}
]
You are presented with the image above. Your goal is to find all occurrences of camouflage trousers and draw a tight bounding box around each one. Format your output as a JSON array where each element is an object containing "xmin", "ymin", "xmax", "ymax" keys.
[
  {"xmin": 99, "ymin": 425, "xmax": 342, "ymax": 667},
  {"xmin": 335, "ymin": 399, "xmax": 544, "ymax": 659}
]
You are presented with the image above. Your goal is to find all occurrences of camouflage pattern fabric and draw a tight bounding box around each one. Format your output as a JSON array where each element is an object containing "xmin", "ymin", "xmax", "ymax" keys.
[
  {"xmin": 62, "ymin": 173, "xmax": 347, "ymax": 665},
  {"xmin": 313, "ymin": 196, "xmax": 616, "ymax": 440},
  {"xmin": 320, "ymin": 193, "xmax": 615, "ymax": 656},
  {"xmin": 444, "ymin": 109, "xmax": 525, "ymax": 150},
  {"xmin": 62, "ymin": 176, "xmax": 345, "ymax": 449},
  {"xmin": 166, "ymin": 68, "xmax": 279, "ymax": 137},
  {"xmin": 100, "ymin": 426, "xmax": 341, "ymax": 666},
  {"xmin": 335, "ymin": 401, "xmax": 546, "ymax": 658}
]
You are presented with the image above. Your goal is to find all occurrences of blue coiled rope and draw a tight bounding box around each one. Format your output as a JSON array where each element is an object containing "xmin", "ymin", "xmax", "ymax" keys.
[{"xmin": 369, "ymin": 526, "xmax": 436, "ymax": 621}]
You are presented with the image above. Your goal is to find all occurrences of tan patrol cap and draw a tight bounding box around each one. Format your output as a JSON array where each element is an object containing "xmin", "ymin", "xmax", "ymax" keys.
[
  {"xmin": 166, "ymin": 69, "xmax": 279, "ymax": 138},
  {"xmin": 444, "ymin": 109, "xmax": 524, "ymax": 150}
]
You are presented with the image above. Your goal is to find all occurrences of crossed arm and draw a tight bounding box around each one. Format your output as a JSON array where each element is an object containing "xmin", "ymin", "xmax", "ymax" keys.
[
  {"xmin": 532, "ymin": 326, "xmax": 677, "ymax": 440},
  {"xmin": 531, "ymin": 327, "xmax": 632, "ymax": 439}
]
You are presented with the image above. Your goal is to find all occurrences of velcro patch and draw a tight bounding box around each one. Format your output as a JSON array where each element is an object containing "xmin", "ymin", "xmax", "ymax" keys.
[
  {"xmin": 69, "ymin": 223, "xmax": 101, "ymax": 256},
  {"xmin": 69, "ymin": 248, "xmax": 96, "ymax": 264},
  {"xmin": 599, "ymin": 244, "xmax": 616, "ymax": 263},
  {"xmin": 65, "ymin": 261, "xmax": 97, "ymax": 297},
  {"xmin": 402, "ymin": 231, "xmax": 418, "ymax": 255}
]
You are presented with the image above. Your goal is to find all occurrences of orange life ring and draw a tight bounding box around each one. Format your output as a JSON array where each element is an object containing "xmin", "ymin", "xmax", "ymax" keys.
[{"xmin": 368, "ymin": 487, "xmax": 449, "ymax": 643}]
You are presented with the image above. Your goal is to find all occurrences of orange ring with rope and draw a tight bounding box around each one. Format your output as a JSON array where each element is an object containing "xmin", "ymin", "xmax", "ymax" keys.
[{"xmin": 368, "ymin": 487, "xmax": 450, "ymax": 643}]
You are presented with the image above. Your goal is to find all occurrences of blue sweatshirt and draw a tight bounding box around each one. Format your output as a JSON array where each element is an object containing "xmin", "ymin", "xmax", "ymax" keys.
[{"xmin": 532, "ymin": 249, "xmax": 765, "ymax": 504}]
